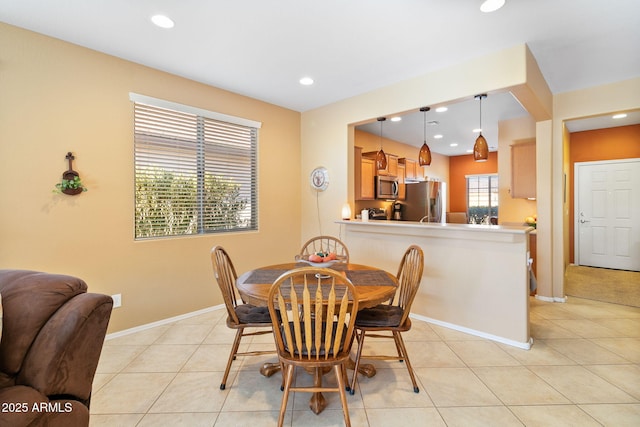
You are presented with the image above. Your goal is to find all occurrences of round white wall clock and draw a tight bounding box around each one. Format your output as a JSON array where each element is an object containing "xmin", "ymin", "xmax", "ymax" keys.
[{"xmin": 310, "ymin": 166, "xmax": 329, "ymax": 191}]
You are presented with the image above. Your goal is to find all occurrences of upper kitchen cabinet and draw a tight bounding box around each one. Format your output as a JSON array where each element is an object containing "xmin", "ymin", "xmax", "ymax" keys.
[
  {"xmin": 397, "ymin": 164, "xmax": 406, "ymax": 200},
  {"xmin": 355, "ymin": 147, "xmax": 375, "ymax": 200},
  {"xmin": 399, "ymin": 158, "xmax": 417, "ymax": 181},
  {"xmin": 510, "ymin": 139, "xmax": 536, "ymax": 199},
  {"xmin": 363, "ymin": 151, "xmax": 398, "ymax": 177}
]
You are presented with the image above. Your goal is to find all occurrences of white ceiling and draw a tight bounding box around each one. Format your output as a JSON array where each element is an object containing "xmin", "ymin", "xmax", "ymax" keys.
[{"xmin": 1, "ymin": 0, "xmax": 639, "ymax": 155}]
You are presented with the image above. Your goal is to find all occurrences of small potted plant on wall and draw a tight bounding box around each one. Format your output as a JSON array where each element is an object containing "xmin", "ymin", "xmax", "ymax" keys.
[{"xmin": 53, "ymin": 152, "xmax": 88, "ymax": 195}]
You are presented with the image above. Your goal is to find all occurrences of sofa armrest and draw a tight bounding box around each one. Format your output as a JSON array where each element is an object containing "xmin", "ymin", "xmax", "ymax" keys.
[{"xmin": 17, "ymin": 293, "xmax": 113, "ymax": 403}]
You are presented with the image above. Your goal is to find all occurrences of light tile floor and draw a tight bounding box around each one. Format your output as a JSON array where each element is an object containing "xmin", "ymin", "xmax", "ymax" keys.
[{"xmin": 90, "ymin": 297, "xmax": 640, "ymax": 426}]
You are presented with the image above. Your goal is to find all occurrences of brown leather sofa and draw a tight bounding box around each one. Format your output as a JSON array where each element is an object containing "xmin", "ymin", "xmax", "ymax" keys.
[{"xmin": 0, "ymin": 270, "xmax": 113, "ymax": 427}]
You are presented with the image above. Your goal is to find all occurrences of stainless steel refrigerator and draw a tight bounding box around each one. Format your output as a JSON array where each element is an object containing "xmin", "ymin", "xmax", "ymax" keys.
[{"xmin": 403, "ymin": 180, "xmax": 446, "ymax": 223}]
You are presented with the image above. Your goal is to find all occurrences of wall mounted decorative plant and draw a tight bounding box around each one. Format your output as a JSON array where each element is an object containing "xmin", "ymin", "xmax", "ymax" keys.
[{"xmin": 53, "ymin": 152, "xmax": 87, "ymax": 195}]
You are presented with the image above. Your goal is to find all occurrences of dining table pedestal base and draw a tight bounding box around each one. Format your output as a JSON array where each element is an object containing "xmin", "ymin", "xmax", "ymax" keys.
[
  {"xmin": 309, "ymin": 368, "xmax": 327, "ymax": 414},
  {"xmin": 260, "ymin": 362, "xmax": 281, "ymax": 378},
  {"xmin": 346, "ymin": 358, "xmax": 377, "ymax": 378}
]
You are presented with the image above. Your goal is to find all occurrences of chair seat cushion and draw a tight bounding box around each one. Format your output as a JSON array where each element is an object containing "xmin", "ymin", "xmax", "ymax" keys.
[
  {"xmin": 235, "ymin": 304, "xmax": 271, "ymax": 324},
  {"xmin": 355, "ymin": 305, "xmax": 404, "ymax": 327}
]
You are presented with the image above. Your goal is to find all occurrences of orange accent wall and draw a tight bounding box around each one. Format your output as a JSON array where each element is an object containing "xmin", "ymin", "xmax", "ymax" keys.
[
  {"xmin": 448, "ymin": 152, "xmax": 498, "ymax": 212},
  {"xmin": 569, "ymin": 124, "xmax": 640, "ymax": 262}
]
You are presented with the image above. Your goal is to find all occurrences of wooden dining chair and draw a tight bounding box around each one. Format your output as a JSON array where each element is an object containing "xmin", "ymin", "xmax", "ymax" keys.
[
  {"xmin": 211, "ymin": 246, "xmax": 275, "ymax": 390},
  {"xmin": 349, "ymin": 244, "xmax": 424, "ymax": 394},
  {"xmin": 267, "ymin": 267, "xmax": 359, "ymax": 427},
  {"xmin": 297, "ymin": 235, "xmax": 350, "ymax": 262}
]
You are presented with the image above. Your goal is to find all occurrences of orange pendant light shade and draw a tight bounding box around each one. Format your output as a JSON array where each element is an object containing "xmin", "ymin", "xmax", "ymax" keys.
[
  {"xmin": 376, "ymin": 149, "xmax": 387, "ymax": 170},
  {"xmin": 418, "ymin": 143, "xmax": 432, "ymax": 166},
  {"xmin": 473, "ymin": 133, "xmax": 489, "ymax": 162}
]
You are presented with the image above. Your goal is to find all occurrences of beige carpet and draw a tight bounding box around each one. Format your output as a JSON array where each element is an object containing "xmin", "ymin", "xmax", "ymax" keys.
[{"xmin": 565, "ymin": 265, "xmax": 640, "ymax": 308}]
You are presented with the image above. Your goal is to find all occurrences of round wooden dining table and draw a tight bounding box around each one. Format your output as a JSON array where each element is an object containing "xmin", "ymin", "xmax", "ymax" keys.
[
  {"xmin": 236, "ymin": 262, "xmax": 398, "ymax": 310},
  {"xmin": 236, "ymin": 261, "xmax": 398, "ymax": 415}
]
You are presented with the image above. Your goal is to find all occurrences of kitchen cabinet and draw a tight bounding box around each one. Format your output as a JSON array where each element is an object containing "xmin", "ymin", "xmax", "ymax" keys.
[
  {"xmin": 363, "ymin": 151, "xmax": 398, "ymax": 177},
  {"xmin": 399, "ymin": 158, "xmax": 417, "ymax": 181},
  {"xmin": 511, "ymin": 140, "xmax": 536, "ymax": 199},
  {"xmin": 355, "ymin": 147, "xmax": 375, "ymax": 200},
  {"xmin": 397, "ymin": 164, "xmax": 406, "ymax": 200}
]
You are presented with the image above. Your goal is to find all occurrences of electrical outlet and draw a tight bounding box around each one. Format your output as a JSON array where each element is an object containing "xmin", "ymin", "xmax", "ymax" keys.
[{"xmin": 112, "ymin": 293, "xmax": 122, "ymax": 308}]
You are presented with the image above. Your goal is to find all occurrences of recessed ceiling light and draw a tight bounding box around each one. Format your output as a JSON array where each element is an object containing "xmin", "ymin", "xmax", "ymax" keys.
[
  {"xmin": 151, "ymin": 14, "xmax": 174, "ymax": 29},
  {"xmin": 466, "ymin": 149, "xmax": 474, "ymax": 153},
  {"xmin": 480, "ymin": 0, "xmax": 505, "ymax": 13},
  {"xmin": 299, "ymin": 77, "xmax": 314, "ymax": 86},
  {"xmin": 473, "ymin": 128, "xmax": 482, "ymax": 133},
  {"xmin": 390, "ymin": 117, "xmax": 402, "ymax": 122},
  {"xmin": 612, "ymin": 113, "xmax": 627, "ymax": 119},
  {"xmin": 435, "ymin": 107, "xmax": 448, "ymax": 113},
  {"xmin": 434, "ymin": 134, "xmax": 443, "ymax": 139},
  {"xmin": 450, "ymin": 143, "xmax": 458, "ymax": 147}
]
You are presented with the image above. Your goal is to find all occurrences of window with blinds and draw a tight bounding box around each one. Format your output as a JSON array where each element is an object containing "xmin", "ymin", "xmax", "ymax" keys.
[
  {"xmin": 466, "ymin": 174, "xmax": 498, "ymax": 224},
  {"xmin": 132, "ymin": 95, "xmax": 259, "ymax": 239}
]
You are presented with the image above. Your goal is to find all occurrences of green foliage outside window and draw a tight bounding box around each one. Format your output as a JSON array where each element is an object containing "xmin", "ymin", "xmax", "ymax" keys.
[{"xmin": 135, "ymin": 168, "xmax": 247, "ymax": 238}]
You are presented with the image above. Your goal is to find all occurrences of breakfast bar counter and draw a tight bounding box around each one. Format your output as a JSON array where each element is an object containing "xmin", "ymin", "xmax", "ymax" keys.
[{"xmin": 337, "ymin": 219, "xmax": 534, "ymax": 349}]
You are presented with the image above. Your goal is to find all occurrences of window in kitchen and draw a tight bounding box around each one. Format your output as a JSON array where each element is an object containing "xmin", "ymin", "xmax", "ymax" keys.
[
  {"xmin": 131, "ymin": 93, "xmax": 260, "ymax": 239},
  {"xmin": 466, "ymin": 174, "xmax": 498, "ymax": 224}
]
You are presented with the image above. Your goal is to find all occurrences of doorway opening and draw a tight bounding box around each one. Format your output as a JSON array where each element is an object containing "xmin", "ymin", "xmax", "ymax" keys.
[{"xmin": 574, "ymin": 159, "xmax": 640, "ymax": 272}]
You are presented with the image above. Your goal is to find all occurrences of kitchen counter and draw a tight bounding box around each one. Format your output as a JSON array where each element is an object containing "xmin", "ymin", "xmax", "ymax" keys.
[
  {"xmin": 341, "ymin": 219, "xmax": 532, "ymax": 240},
  {"xmin": 336, "ymin": 219, "xmax": 534, "ymax": 349}
]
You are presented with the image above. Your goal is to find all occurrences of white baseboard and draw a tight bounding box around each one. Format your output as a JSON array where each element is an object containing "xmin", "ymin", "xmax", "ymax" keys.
[
  {"xmin": 105, "ymin": 304, "xmax": 225, "ymax": 340},
  {"xmin": 107, "ymin": 304, "xmax": 536, "ymax": 350},
  {"xmin": 535, "ymin": 294, "xmax": 567, "ymax": 303},
  {"xmin": 410, "ymin": 313, "xmax": 533, "ymax": 350}
]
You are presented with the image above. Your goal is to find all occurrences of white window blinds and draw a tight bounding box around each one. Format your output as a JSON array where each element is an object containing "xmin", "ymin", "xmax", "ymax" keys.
[{"xmin": 132, "ymin": 95, "xmax": 259, "ymax": 239}]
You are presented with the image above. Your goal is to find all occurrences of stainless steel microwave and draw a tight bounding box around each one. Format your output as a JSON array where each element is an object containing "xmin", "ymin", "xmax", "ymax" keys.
[{"xmin": 376, "ymin": 175, "xmax": 399, "ymax": 199}]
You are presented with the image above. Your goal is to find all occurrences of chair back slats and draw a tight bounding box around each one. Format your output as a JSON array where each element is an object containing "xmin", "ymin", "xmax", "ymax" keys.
[
  {"xmin": 333, "ymin": 289, "xmax": 350, "ymax": 357},
  {"xmin": 268, "ymin": 267, "xmax": 358, "ymax": 362},
  {"xmin": 298, "ymin": 236, "xmax": 350, "ymax": 263},
  {"xmin": 395, "ymin": 245, "xmax": 424, "ymax": 324},
  {"xmin": 210, "ymin": 245, "xmax": 275, "ymax": 391},
  {"xmin": 211, "ymin": 246, "xmax": 241, "ymax": 324},
  {"xmin": 314, "ymin": 282, "xmax": 324, "ymax": 359}
]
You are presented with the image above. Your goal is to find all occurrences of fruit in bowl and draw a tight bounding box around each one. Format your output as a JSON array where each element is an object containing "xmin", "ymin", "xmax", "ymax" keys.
[
  {"xmin": 525, "ymin": 215, "xmax": 537, "ymax": 229},
  {"xmin": 308, "ymin": 251, "xmax": 337, "ymax": 263}
]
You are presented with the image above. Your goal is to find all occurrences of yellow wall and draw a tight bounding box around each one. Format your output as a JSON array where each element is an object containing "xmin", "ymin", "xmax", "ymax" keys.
[
  {"xmin": 498, "ymin": 116, "xmax": 537, "ymax": 223},
  {"xmin": 0, "ymin": 23, "xmax": 302, "ymax": 333}
]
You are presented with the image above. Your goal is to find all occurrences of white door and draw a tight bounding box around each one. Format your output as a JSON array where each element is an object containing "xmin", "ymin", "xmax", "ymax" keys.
[{"xmin": 575, "ymin": 159, "xmax": 640, "ymax": 271}]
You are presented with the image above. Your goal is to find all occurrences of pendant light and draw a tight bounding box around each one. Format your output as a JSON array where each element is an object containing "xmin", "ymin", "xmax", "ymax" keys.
[
  {"xmin": 473, "ymin": 94, "xmax": 489, "ymax": 162},
  {"xmin": 418, "ymin": 107, "xmax": 432, "ymax": 166},
  {"xmin": 375, "ymin": 117, "xmax": 387, "ymax": 170}
]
